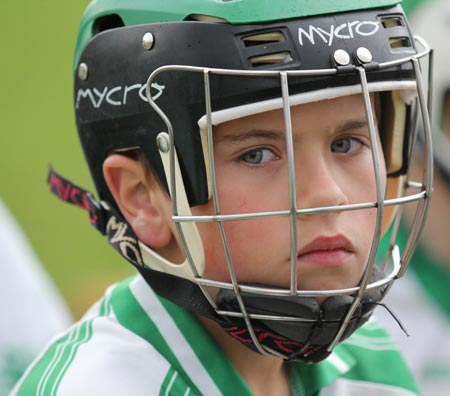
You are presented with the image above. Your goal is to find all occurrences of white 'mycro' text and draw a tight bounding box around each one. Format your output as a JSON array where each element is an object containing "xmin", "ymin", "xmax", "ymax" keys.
[
  {"xmin": 298, "ymin": 20, "xmax": 380, "ymax": 47},
  {"xmin": 75, "ymin": 82, "xmax": 165, "ymax": 109}
]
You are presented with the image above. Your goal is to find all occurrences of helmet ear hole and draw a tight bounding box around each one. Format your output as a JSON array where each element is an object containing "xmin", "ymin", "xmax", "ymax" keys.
[{"xmin": 93, "ymin": 14, "xmax": 125, "ymax": 35}]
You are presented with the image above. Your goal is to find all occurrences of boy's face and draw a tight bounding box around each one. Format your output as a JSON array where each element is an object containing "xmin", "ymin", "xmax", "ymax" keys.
[{"xmin": 192, "ymin": 94, "xmax": 386, "ymax": 293}]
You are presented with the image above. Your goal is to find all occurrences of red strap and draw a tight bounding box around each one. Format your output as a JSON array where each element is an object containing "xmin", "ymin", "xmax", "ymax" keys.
[{"xmin": 47, "ymin": 166, "xmax": 106, "ymax": 233}]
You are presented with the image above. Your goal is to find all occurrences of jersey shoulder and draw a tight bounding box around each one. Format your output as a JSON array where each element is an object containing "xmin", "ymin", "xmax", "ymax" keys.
[{"xmin": 10, "ymin": 277, "xmax": 193, "ymax": 396}]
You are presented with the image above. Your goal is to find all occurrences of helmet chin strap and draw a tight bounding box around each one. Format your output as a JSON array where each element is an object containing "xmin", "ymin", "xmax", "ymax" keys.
[
  {"xmin": 215, "ymin": 268, "xmax": 386, "ymax": 363},
  {"xmin": 48, "ymin": 167, "xmax": 388, "ymax": 363}
]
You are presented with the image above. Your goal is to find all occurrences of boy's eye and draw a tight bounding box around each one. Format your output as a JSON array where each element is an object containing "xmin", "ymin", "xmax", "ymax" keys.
[
  {"xmin": 331, "ymin": 137, "xmax": 363, "ymax": 154},
  {"xmin": 240, "ymin": 148, "xmax": 276, "ymax": 165}
]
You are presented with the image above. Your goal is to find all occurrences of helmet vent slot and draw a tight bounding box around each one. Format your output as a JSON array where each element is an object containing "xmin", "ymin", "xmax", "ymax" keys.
[
  {"xmin": 249, "ymin": 52, "xmax": 293, "ymax": 67},
  {"xmin": 186, "ymin": 14, "xmax": 228, "ymax": 23},
  {"xmin": 242, "ymin": 32, "xmax": 285, "ymax": 47},
  {"xmin": 93, "ymin": 14, "xmax": 124, "ymax": 35},
  {"xmin": 389, "ymin": 37, "xmax": 411, "ymax": 49},
  {"xmin": 380, "ymin": 17, "xmax": 404, "ymax": 28}
]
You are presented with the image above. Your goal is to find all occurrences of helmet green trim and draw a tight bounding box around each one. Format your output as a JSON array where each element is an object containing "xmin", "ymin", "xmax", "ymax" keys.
[{"xmin": 75, "ymin": 0, "xmax": 402, "ymax": 69}]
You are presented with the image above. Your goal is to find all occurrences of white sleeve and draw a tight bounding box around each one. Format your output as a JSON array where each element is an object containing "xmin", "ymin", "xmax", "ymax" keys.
[
  {"xmin": 56, "ymin": 318, "xmax": 173, "ymax": 396},
  {"xmin": 0, "ymin": 198, "xmax": 73, "ymax": 393}
]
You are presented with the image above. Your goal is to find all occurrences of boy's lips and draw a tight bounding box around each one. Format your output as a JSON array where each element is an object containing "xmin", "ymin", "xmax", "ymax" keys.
[{"xmin": 297, "ymin": 235, "xmax": 354, "ymax": 267}]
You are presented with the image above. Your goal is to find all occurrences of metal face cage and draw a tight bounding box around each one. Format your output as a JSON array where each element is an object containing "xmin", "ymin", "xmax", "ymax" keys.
[{"xmin": 140, "ymin": 35, "xmax": 433, "ymax": 360}]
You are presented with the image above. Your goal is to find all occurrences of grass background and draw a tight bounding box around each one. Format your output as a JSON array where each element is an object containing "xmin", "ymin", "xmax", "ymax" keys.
[{"xmin": 1, "ymin": 1, "xmax": 134, "ymax": 319}]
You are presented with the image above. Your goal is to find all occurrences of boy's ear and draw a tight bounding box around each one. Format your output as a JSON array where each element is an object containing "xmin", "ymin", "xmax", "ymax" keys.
[{"xmin": 103, "ymin": 154, "xmax": 173, "ymax": 249}]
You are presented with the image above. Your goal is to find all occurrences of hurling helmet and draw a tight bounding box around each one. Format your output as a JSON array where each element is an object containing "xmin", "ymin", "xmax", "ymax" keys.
[{"xmin": 50, "ymin": 0, "xmax": 433, "ymax": 363}]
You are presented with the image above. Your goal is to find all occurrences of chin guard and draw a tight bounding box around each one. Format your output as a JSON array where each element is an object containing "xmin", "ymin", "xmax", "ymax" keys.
[{"xmin": 216, "ymin": 276, "xmax": 386, "ymax": 363}]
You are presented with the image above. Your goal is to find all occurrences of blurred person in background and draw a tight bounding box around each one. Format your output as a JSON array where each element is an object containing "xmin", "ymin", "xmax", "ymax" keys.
[
  {"xmin": 0, "ymin": 198, "xmax": 73, "ymax": 394},
  {"xmin": 378, "ymin": 0, "xmax": 450, "ymax": 394}
]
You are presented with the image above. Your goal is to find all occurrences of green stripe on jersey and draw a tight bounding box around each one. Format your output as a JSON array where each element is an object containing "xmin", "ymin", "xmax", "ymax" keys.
[
  {"xmin": 47, "ymin": 320, "xmax": 93, "ymax": 396},
  {"xmin": 110, "ymin": 278, "xmax": 205, "ymax": 395},
  {"xmin": 158, "ymin": 296, "xmax": 252, "ymax": 396},
  {"xmin": 290, "ymin": 319, "xmax": 419, "ymax": 395},
  {"xmin": 160, "ymin": 366, "xmax": 197, "ymax": 396},
  {"xmin": 335, "ymin": 320, "xmax": 419, "ymax": 393},
  {"xmin": 16, "ymin": 318, "xmax": 94, "ymax": 396},
  {"xmin": 111, "ymin": 276, "xmax": 251, "ymax": 396},
  {"xmin": 14, "ymin": 291, "xmax": 112, "ymax": 396}
]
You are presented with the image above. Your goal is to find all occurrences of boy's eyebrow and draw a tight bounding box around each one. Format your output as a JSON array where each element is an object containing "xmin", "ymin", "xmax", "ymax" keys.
[
  {"xmin": 334, "ymin": 118, "xmax": 371, "ymax": 134},
  {"xmin": 214, "ymin": 117, "xmax": 373, "ymax": 144},
  {"xmin": 214, "ymin": 129, "xmax": 283, "ymax": 144}
]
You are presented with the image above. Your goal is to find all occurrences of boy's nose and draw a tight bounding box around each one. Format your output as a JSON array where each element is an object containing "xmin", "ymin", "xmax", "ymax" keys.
[{"xmin": 294, "ymin": 157, "xmax": 349, "ymax": 212}]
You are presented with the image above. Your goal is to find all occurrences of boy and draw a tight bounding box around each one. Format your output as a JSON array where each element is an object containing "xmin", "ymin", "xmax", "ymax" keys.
[{"xmin": 12, "ymin": 0, "xmax": 433, "ymax": 395}]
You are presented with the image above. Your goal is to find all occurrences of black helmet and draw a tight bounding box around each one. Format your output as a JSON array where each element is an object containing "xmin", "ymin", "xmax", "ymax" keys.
[{"xmin": 50, "ymin": 0, "xmax": 433, "ymax": 363}]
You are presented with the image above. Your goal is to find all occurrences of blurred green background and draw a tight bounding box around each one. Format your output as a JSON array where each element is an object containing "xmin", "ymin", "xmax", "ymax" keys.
[{"xmin": 1, "ymin": 1, "xmax": 134, "ymax": 319}]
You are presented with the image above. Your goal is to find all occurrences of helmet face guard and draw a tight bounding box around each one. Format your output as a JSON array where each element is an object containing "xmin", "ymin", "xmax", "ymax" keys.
[
  {"xmin": 64, "ymin": 3, "xmax": 434, "ymax": 362},
  {"xmin": 141, "ymin": 53, "xmax": 432, "ymax": 361}
]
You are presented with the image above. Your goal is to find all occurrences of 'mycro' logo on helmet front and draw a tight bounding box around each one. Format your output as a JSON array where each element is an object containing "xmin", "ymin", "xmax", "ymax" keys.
[
  {"xmin": 298, "ymin": 20, "xmax": 380, "ymax": 47},
  {"xmin": 75, "ymin": 82, "xmax": 165, "ymax": 109}
]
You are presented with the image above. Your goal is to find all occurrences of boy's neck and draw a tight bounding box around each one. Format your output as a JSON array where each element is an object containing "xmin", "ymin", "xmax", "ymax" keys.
[{"xmin": 198, "ymin": 317, "xmax": 291, "ymax": 396}]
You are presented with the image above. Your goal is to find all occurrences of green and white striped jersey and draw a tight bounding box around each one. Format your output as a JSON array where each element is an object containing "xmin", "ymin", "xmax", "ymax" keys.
[{"xmin": 11, "ymin": 274, "xmax": 420, "ymax": 396}]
